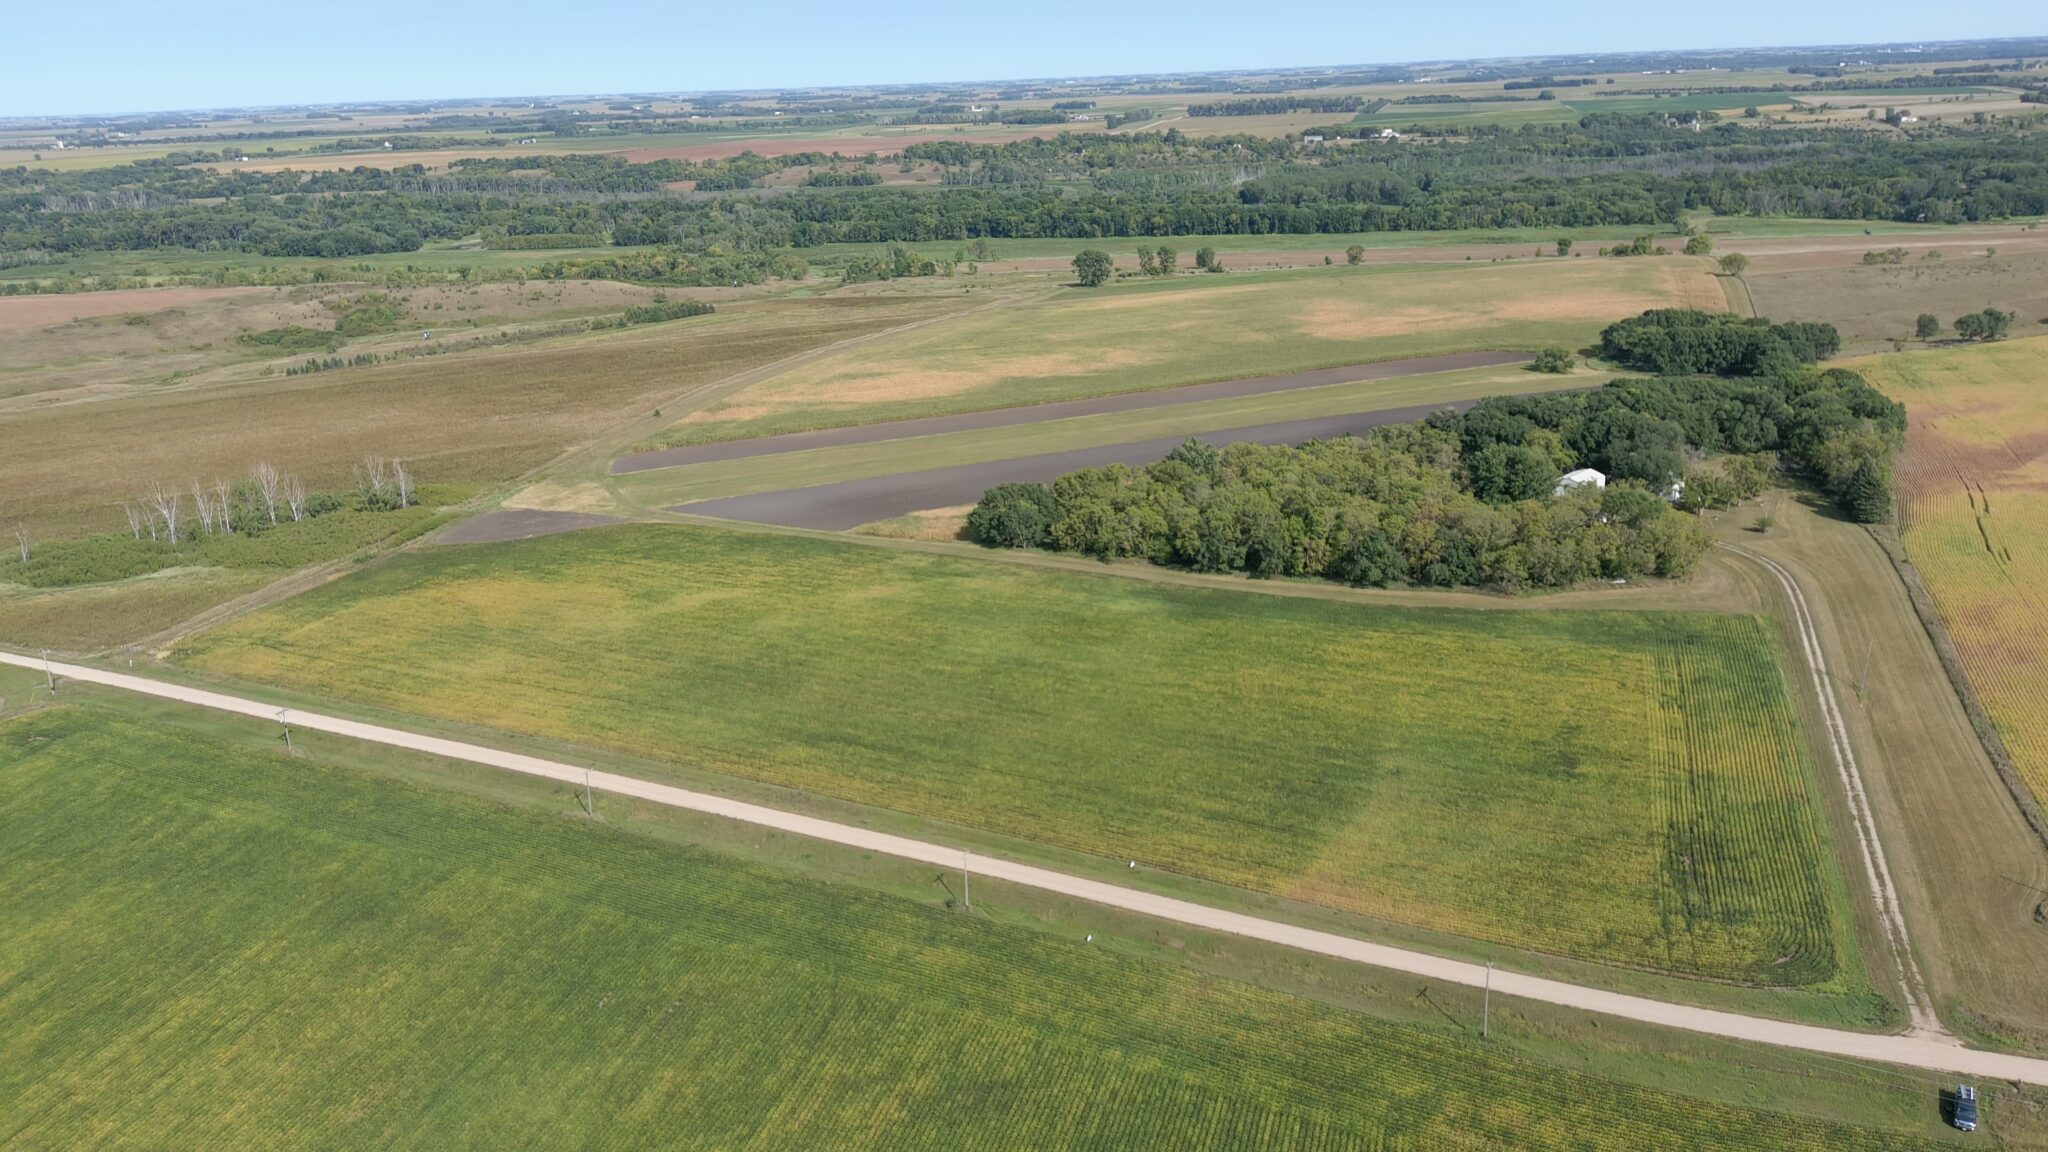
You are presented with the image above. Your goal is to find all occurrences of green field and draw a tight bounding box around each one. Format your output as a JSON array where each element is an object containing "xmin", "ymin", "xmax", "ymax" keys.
[
  {"xmin": 653, "ymin": 258, "xmax": 1724, "ymax": 447},
  {"xmin": 614, "ymin": 363, "xmax": 1601, "ymax": 507},
  {"xmin": 180, "ymin": 523, "xmax": 1861, "ymax": 992},
  {"xmin": 0, "ymin": 703, "xmax": 1951, "ymax": 1149}
]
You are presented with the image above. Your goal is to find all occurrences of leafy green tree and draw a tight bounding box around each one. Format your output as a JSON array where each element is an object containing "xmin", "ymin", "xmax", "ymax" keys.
[
  {"xmin": 1345, "ymin": 245, "xmax": 1365, "ymax": 265},
  {"xmin": 1156, "ymin": 246, "xmax": 1178, "ymax": 275},
  {"xmin": 1682, "ymin": 234, "xmax": 1712, "ymax": 256},
  {"xmin": 1555, "ymin": 238, "xmax": 1573, "ymax": 257},
  {"xmin": 1532, "ymin": 346, "xmax": 1574, "ymax": 374},
  {"xmin": 1467, "ymin": 443, "xmax": 1557, "ymax": 504},
  {"xmin": 1136, "ymin": 247, "xmax": 1158, "ymax": 276},
  {"xmin": 1915, "ymin": 313, "xmax": 1941, "ymax": 340},
  {"xmin": 1953, "ymin": 308, "xmax": 2015, "ymax": 341},
  {"xmin": 966, "ymin": 483, "xmax": 1059, "ymax": 547},
  {"xmin": 1842, "ymin": 458, "xmax": 1892, "ymax": 523},
  {"xmin": 1717, "ymin": 253, "xmax": 1749, "ymax": 277},
  {"xmin": 1071, "ymin": 249, "xmax": 1113, "ymax": 287},
  {"xmin": 1194, "ymin": 246, "xmax": 1216, "ymax": 271}
]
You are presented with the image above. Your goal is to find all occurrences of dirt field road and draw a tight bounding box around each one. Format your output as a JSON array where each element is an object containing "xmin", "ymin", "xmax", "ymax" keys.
[{"xmin": 10, "ymin": 647, "xmax": 2047, "ymax": 1084}]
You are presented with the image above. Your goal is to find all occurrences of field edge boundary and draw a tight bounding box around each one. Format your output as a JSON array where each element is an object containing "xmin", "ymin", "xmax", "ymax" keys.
[{"xmin": 1867, "ymin": 525, "xmax": 2048, "ymax": 853}]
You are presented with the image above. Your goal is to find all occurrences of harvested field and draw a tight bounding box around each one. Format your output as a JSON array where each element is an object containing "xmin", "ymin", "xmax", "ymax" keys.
[
  {"xmin": 182, "ymin": 523, "xmax": 1862, "ymax": 991},
  {"xmin": 0, "ymin": 704, "xmax": 1942, "ymax": 1150},
  {"xmin": 662, "ymin": 258, "xmax": 1721, "ymax": 446},
  {"xmin": 0, "ymin": 295, "xmax": 959, "ymax": 540},
  {"xmin": 0, "ymin": 286, "xmax": 275, "ymax": 331},
  {"xmin": 1744, "ymin": 246, "xmax": 2048, "ymax": 348},
  {"xmin": 1854, "ymin": 336, "xmax": 2048, "ymax": 813}
]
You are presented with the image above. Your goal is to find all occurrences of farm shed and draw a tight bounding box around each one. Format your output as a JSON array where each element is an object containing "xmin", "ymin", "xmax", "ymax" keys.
[{"xmin": 1555, "ymin": 467, "xmax": 1607, "ymax": 495}]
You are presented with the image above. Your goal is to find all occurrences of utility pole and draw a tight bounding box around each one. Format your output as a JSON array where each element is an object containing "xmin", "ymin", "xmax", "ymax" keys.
[
  {"xmin": 41, "ymin": 649, "xmax": 54, "ymax": 693},
  {"xmin": 962, "ymin": 851, "xmax": 971, "ymax": 911},
  {"xmin": 583, "ymin": 765, "xmax": 593, "ymax": 817},
  {"xmin": 1483, "ymin": 962, "xmax": 1492, "ymax": 1039},
  {"xmin": 277, "ymin": 708, "xmax": 292, "ymax": 752}
]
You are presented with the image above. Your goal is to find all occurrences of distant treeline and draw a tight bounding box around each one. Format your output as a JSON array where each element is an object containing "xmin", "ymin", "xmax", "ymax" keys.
[
  {"xmin": 6, "ymin": 114, "xmax": 2048, "ymax": 264},
  {"xmin": 1188, "ymin": 96, "xmax": 1371, "ymax": 116}
]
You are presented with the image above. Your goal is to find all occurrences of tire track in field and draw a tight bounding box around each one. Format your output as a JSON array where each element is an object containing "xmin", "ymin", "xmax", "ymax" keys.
[
  {"xmin": 18, "ymin": 648, "xmax": 2047, "ymax": 1082},
  {"xmin": 1720, "ymin": 543, "xmax": 1944, "ymax": 1037}
]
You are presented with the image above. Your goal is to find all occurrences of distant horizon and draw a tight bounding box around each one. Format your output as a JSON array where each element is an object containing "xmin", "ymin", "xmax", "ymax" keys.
[{"xmin": 5, "ymin": 0, "xmax": 2044, "ymax": 119}]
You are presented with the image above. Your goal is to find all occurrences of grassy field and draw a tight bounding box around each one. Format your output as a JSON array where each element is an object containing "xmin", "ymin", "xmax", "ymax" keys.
[
  {"xmin": 0, "ymin": 702, "xmax": 1962, "ymax": 1150},
  {"xmin": 0, "ymin": 294, "xmax": 957, "ymax": 540},
  {"xmin": 654, "ymin": 258, "xmax": 1723, "ymax": 447},
  {"xmin": 613, "ymin": 363, "xmax": 1602, "ymax": 508},
  {"xmin": 0, "ymin": 569, "xmax": 272, "ymax": 651},
  {"xmin": 180, "ymin": 523, "xmax": 1863, "ymax": 993},
  {"xmin": 1853, "ymin": 337, "xmax": 2048, "ymax": 814}
]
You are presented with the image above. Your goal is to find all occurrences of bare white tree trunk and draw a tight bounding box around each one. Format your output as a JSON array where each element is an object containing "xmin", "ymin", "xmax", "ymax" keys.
[
  {"xmin": 122, "ymin": 501, "xmax": 143, "ymax": 540},
  {"xmin": 359, "ymin": 455, "xmax": 389, "ymax": 504},
  {"xmin": 285, "ymin": 475, "xmax": 306, "ymax": 522},
  {"xmin": 392, "ymin": 460, "xmax": 413, "ymax": 509},
  {"xmin": 191, "ymin": 480, "xmax": 216, "ymax": 535},
  {"xmin": 253, "ymin": 462, "xmax": 280, "ymax": 526},
  {"xmin": 13, "ymin": 524, "xmax": 26, "ymax": 565},
  {"xmin": 213, "ymin": 478, "xmax": 234, "ymax": 533},
  {"xmin": 145, "ymin": 481, "xmax": 182, "ymax": 544}
]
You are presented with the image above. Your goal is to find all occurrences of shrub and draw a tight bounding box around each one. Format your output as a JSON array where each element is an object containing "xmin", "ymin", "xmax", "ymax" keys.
[{"xmin": 1532, "ymin": 346, "xmax": 1574, "ymax": 374}]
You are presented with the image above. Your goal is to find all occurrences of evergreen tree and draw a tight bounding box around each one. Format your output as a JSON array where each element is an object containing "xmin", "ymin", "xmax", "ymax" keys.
[{"xmin": 1843, "ymin": 457, "xmax": 1892, "ymax": 523}]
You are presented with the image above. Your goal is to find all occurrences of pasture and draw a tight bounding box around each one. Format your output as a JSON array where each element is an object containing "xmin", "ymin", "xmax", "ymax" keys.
[
  {"xmin": 0, "ymin": 704, "xmax": 1953, "ymax": 1150},
  {"xmin": 181, "ymin": 523, "xmax": 1861, "ymax": 992},
  {"xmin": 656, "ymin": 257, "xmax": 1724, "ymax": 447},
  {"xmin": 1854, "ymin": 337, "xmax": 2048, "ymax": 814}
]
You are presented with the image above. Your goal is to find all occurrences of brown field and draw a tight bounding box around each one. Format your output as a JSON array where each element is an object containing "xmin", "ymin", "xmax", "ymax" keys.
[
  {"xmin": 0, "ymin": 295, "xmax": 959, "ymax": 539},
  {"xmin": 1745, "ymin": 245, "xmax": 2048, "ymax": 348},
  {"xmin": 0, "ymin": 279, "xmax": 685, "ymax": 411},
  {"xmin": 0, "ymin": 286, "xmax": 276, "ymax": 331}
]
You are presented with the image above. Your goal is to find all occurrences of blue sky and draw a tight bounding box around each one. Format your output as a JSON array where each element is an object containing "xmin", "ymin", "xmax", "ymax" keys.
[{"xmin": 6, "ymin": 1, "xmax": 2043, "ymax": 116}]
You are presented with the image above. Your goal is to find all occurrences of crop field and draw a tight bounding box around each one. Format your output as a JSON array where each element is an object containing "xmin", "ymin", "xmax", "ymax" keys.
[
  {"xmin": 0, "ymin": 704, "xmax": 1950, "ymax": 1150},
  {"xmin": 656, "ymin": 258, "xmax": 1724, "ymax": 447},
  {"xmin": 0, "ymin": 294, "xmax": 959, "ymax": 540},
  {"xmin": 1854, "ymin": 337, "xmax": 2048, "ymax": 812},
  {"xmin": 181, "ymin": 524, "xmax": 1857, "ymax": 989}
]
